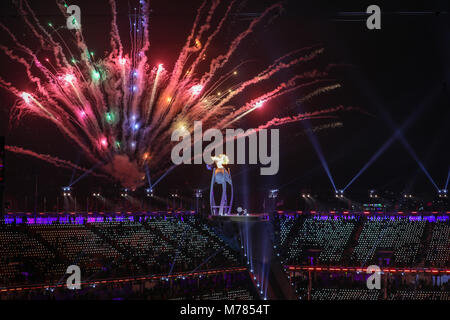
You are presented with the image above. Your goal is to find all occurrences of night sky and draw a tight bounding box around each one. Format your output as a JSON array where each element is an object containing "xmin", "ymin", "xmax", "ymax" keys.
[{"xmin": 0, "ymin": 0, "xmax": 449, "ymax": 211}]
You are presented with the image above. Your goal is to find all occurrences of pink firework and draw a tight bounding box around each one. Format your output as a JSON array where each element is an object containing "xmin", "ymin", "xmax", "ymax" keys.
[{"xmin": 0, "ymin": 0, "xmax": 344, "ymax": 187}]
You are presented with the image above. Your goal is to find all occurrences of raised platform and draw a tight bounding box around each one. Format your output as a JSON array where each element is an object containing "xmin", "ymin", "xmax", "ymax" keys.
[{"xmin": 208, "ymin": 213, "xmax": 270, "ymax": 222}]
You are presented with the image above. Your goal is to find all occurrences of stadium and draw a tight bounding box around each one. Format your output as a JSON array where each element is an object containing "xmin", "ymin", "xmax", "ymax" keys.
[{"xmin": 0, "ymin": 0, "xmax": 449, "ymax": 308}]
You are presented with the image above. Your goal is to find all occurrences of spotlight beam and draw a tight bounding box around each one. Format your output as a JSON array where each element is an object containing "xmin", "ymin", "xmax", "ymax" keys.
[
  {"xmin": 189, "ymin": 248, "xmax": 224, "ymax": 274},
  {"xmin": 68, "ymin": 154, "xmax": 81, "ymax": 186},
  {"xmin": 445, "ymin": 168, "xmax": 450, "ymax": 191},
  {"xmin": 344, "ymin": 128, "xmax": 402, "ymax": 191},
  {"xmin": 402, "ymin": 110, "xmax": 450, "ymax": 194},
  {"xmin": 396, "ymin": 135, "xmax": 439, "ymax": 190},
  {"xmin": 69, "ymin": 162, "xmax": 103, "ymax": 187},
  {"xmin": 305, "ymin": 129, "xmax": 337, "ymax": 192},
  {"xmin": 374, "ymin": 88, "xmax": 441, "ymax": 191},
  {"xmin": 294, "ymin": 94, "xmax": 338, "ymax": 192},
  {"xmin": 343, "ymin": 89, "xmax": 437, "ymax": 191},
  {"xmin": 145, "ymin": 164, "xmax": 152, "ymax": 188},
  {"xmin": 151, "ymin": 165, "xmax": 178, "ymax": 189}
]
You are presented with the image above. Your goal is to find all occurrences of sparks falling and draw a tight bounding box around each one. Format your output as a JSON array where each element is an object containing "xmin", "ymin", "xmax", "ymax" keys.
[{"xmin": 0, "ymin": 0, "xmax": 344, "ymax": 187}]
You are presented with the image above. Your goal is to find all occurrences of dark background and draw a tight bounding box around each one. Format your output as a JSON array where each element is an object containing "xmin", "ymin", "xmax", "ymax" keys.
[{"xmin": 0, "ymin": 0, "xmax": 449, "ymax": 211}]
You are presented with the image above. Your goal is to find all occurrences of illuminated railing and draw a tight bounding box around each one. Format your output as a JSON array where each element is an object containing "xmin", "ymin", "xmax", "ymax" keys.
[
  {"xmin": 2, "ymin": 211, "xmax": 197, "ymax": 225},
  {"xmin": 0, "ymin": 266, "xmax": 248, "ymax": 293},
  {"xmin": 286, "ymin": 265, "xmax": 450, "ymax": 274},
  {"xmin": 277, "ymin": 210, "xmax": 450, "ymax": 217}
]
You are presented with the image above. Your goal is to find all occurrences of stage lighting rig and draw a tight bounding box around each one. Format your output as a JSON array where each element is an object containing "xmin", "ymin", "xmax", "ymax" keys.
[
  {"xmin": 269, "ymin": 189, "xmax": 279, "ymax": 199},
  {"xmin": 369, "ymin": 190, "xmax": 378, "ymax": 198},
  {"xmin": 335, "ymin": 190, "xmax": 344, "ymax": 198},
  {"xmin": 195, "ymin": 189, "xmax": 203, "ymax": 198},
  {"xmin": 146, "ymin": 188, "xmax": 153, "ymax": 197},
  {"xmin": 438, "ymin": 190, "xmax": 447, "ymax": 198},
  {"xmin": 62, "ymin": 186, "xmax": 72, "ymax": 197},
  {"xmin": 92, "ymin": 192, "xmax": 101, "ymax": 197},
  {"xmin": 403, "ymin": 194, "xmax": 413, "ymax": 198},
  {"xmin": 121, "ymin": 188, "xmax": 129, "ymax": 197}
]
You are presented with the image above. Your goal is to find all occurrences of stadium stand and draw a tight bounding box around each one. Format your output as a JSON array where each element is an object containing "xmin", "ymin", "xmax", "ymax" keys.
[
  {"xmin": 352, "ymin": 218, "xmax": 426, "ymax": 266},
  {"xmin": 0, "ymin": 215, "xmax": 241, "ymax": 288},
  {"xmin": 278, "ymin": 215, "xmax": 449, "ymax": 268},
  {"xmin": 389, "ymin": 290, "xmax": 449, "ymax": 300},
  {"xmin": 0, "ymin": 213, "xmax": 448, "ymax": 300},
  {"xmin": 0, "ymin": 225, "xmax": 66, "ymax": 285},
  {"xmin": 30, "ymin": 224, "xmax": 120, "ymax": 276},
  {"xmin": 281, "ymin": 216, "xmax": 358, "ymax": 265},
  {"xmin": 310, "ymin": 288, "xmax": 381, "ymax": 300},
  {"xmin": 426, "ymin": 222, "xmax": 450, "ymax": 267}
]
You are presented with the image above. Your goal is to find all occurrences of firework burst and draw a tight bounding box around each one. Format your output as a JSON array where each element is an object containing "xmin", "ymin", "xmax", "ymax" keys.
[{"xmin": 0, "ymin": 0, "xmax": 345, "ymax": 187}]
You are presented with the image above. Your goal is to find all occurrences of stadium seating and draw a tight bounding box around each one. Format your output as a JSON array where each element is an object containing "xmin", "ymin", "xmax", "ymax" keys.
[
  {"xmin": 0, "ymin": 225, "xmax": 65, "ymax": 285},
  {"xmin": 390, "ymin": 291, "xmax": 449, "ymax": 300},
  {"xmin": 310, "ymin": 288, "xmax": 381, "ymax": 300},
  {"xmin": 352, "ymin": 218, "xmax": 425, "ymax": 266},
  {"xmin": 279, "ymin": 216, "xmax": 296, "ymax": 246},
  {"xmin": 1, "ymin": 214, "xmax": 448, "ymax": 301},
  {"xmin": 279, "ymin": 216, "xmax": 446, "ymax": 268},
  {"xmin": 145, "ymin": 216, "xmax": 237, "ymax": 268},
  {"xmin": 196, "ymin": 289, "xmax": 254, "ymax": 300},
  {"xmin": 0, "ymin": 216, "xmax": 240, "ymax": 287},
  {"xmin": 286, "ymin": 216, "xmax": 357, "ymax": 264},
  {"xmin": 30, "ymin": 224, "xmax": 120, "ymax": 276},
  {"xmin": 91, "ymin": 220, "xmax": 182, "ymax": 269},
  {"xmin": 426, "ymin": 222, "xmax": 450, "ymax": 267}
]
